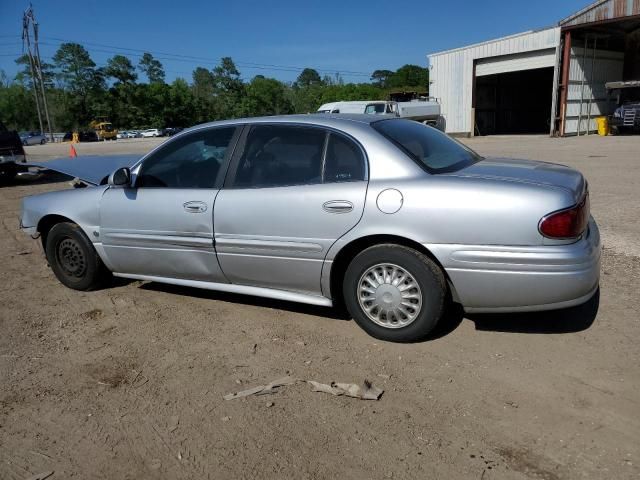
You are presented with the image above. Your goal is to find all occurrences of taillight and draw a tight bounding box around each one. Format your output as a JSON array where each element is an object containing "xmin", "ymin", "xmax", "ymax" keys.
[{"xmin": 539, "ymin": 193, "xmax": 589, "ymax": 239}]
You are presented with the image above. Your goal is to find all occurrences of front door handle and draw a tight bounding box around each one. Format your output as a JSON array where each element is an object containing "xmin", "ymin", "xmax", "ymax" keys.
[
  {"xmin": 183, "ymin": 201, "xmax": 208, "ymax": 213},
  {"xmin": 323, "ymin": 200, "xmax": 353, "ymax": 214}
]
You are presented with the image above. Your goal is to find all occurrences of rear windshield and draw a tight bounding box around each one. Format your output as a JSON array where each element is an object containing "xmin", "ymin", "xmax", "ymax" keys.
[{"xmin": 372, "ymin": 119, "xmax": 482, "ymax": 173}]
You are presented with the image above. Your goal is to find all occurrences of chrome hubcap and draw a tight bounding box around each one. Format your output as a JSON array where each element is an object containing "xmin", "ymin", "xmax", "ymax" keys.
[{"xmin": 357, "ymin": 263, "xmax": 422, "ymax": 329}]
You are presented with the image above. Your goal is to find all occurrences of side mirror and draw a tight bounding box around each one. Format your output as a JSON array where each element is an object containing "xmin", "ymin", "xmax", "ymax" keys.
[{"xmin": 108, "ymin": 167, "xmax": 131, "ymax": 187}]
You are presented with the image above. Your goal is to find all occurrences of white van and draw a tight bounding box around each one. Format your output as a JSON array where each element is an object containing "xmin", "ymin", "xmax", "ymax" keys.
[{"xmin": 317, "ymin": 101, "xmax": 394, "ymax": 115}]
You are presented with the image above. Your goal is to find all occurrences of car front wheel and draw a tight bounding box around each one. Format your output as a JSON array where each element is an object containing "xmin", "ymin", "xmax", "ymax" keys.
[
  {"xmin": 343, "ymin": 244, "xmax": 446, "ymax": 342},
  {"xmin": 45, "ymin": 222, "xmax": 111, "ymax": 291}
]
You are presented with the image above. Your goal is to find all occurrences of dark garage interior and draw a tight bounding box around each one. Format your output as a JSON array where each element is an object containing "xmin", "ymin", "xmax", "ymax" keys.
[{"xmin": 474, "ymin": 67, "xmax": 554, "ymax": 135}]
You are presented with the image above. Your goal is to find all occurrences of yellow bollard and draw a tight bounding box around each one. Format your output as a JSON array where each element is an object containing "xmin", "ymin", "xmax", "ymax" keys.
[{"xmin": 595, "ymin": 117, "xmax": 609, "ymax": 136}]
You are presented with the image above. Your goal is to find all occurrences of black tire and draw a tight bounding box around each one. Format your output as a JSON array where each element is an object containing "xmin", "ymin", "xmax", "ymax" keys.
[
  {"xmin": 40, "ymin": 138, "xmax": 46, "ymax": 145},
  {"xmin": 343, "ymin": 244, "xmax": 446, "ymax": 342},
  {"xmin": 45, "ymin": 222, "xmax": 111, "ymax": 291},
  {"xmin": 0, "ymin": 164, "xmax": 17, "ymax": 184}
]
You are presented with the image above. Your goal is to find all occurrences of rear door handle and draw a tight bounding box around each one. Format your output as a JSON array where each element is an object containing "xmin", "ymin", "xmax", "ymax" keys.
[
  {"xmin": 323, "ymin": 200, "xmax": 353, "ymax": 214},
  {"xmin": 183, "ymin": 201, "xmax": 208, "ymax": 213}
]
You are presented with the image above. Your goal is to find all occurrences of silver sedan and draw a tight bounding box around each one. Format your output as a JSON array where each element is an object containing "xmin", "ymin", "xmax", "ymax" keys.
[
  {"xmin": 20, "ymin": 115, "xmax": 601, "ymax": 342},
  {"xmin": 20, "ymin": 132, "xmax": 48, "ymax": 146}
]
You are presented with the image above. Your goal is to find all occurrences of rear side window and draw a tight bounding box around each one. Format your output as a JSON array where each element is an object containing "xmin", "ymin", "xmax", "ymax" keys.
[
  {"xmin": 233, "ymin": 125, "xmax": 325, "ymax": 188},
  {"xmin": 137, "ymin": 127, "xmax": 236, "ymax": 188},
  {"xmin": 373, "ymin": 119, "xmax": 482, "ymax": 173},
  {"xmin": 324, "ymin": 133, "xmax": 365, "ymax": 182}
]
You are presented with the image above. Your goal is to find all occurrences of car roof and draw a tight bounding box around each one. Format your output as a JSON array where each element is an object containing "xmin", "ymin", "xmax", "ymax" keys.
[{"xmin": 188, "ymin": 113, "xmax": 395, "ymax": 132}]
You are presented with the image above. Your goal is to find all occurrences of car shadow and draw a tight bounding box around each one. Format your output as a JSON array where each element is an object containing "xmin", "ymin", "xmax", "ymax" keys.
[
  {"xmin": 466, "ymin": 288, "xmax": 600, "ymax": 334},
  {"xmin": 138, "ymin": 282, "xmax": 352, "ymax": 321},
  {"xmin": 426, "ymin": 301, "xmax": 466, "ymax": 341},
  {"xmin": 125, "ymin": 280, "xmax": 598, "ymax": 339}
]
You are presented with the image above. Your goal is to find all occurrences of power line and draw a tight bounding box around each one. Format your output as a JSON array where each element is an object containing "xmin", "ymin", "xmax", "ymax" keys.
[{"xmin": 40, "ymin": 36, "xmax": 372, "ymax": 77}]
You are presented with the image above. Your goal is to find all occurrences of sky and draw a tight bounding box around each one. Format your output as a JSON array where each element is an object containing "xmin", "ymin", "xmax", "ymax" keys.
[{"xmin": 0, "ymin": 0, "xmax": 589, "ymax": 84}]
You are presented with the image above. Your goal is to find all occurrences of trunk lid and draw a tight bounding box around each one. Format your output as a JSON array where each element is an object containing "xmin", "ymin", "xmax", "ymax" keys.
[{"xmin": 446, "ymin": 157, "xmax": 586, "ymax": 203}]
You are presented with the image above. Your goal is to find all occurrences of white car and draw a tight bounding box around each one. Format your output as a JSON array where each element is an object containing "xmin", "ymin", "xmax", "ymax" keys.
[
  {"xmin": 116, "ymin": 131, "xmax": 129, "ymax": 139},
  {"xmin": 141, "ymin": 129, "xmax": 161, "ymax": 138}
]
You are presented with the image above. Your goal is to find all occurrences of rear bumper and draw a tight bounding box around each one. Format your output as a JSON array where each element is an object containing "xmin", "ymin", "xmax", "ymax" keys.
[
  {"xmin": 0, "ymin": 154, "xmax": 25, "ymax": 165},
  {"xmin": 428, "ymin": 218, "xmax": 601, "ymax": 313}
]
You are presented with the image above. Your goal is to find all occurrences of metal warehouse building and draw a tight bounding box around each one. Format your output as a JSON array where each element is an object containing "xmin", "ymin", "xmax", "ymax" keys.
[{"xmin": 428, "ymin": 0, "xmax": 640, "ymax": 136}]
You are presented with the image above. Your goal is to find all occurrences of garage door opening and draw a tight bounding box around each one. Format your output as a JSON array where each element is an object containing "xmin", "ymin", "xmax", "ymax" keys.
[{"xmin": 474, "ymin": 67, "xmax": 554, "ymax": 135}]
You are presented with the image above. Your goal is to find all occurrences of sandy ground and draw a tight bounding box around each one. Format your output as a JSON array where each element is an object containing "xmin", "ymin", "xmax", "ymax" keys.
[{"xmin": 1, "ymin": 135, "xmax": 638, "ymax": 479}]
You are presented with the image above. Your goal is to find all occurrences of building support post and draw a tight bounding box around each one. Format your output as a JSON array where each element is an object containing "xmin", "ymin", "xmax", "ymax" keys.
[
  {"xmin": 559, "ymin": 30, "xmax": 571, "ymax": 136},
  {"xmin": 550, "ymin": 28, "xmax": 562, "ymax": 137}
]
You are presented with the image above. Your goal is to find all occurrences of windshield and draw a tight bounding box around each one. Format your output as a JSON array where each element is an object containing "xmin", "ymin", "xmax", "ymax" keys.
[{"xmin": 372, "ymin": 119, "xmax": 482, "ymax": 173}]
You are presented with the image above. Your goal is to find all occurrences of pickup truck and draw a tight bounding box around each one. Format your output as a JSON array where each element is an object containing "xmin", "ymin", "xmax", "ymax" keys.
[
  {"xmin": 317, "ymin": 97, "xmax": 445, "ymax": 130},
  {"xmin": 0, "ymin": 121, "xmax": 27, "ymax": 183},
  {"xmin": 606, "ymin": 81, "xmax": 640, "ymax": 134}
]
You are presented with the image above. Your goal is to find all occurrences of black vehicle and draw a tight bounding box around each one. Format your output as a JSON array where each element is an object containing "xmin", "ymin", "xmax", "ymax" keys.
[
  {"xmin": 163, "ymin": 127, "xmax": 183, "ymax": 136},
  {"xmin": 607, "ymin": 81, "xmax": 640, "ymax": 134},
  {"xmin": 62, "ymin": 131, "xmax": 100, "ymax": 142},
  {"xmin": 0, "ymin": 121, "xmax": 27, "ymax": 182}
]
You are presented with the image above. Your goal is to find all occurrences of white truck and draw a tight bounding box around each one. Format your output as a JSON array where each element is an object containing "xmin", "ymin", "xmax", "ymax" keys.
[{"xmin": 317, "ymin": 95, "xmax": 444, "ymax": 130}]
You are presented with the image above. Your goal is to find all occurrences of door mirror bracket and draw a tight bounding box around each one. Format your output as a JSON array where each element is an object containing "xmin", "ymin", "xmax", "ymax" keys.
[{"xmin": 108, "ymin": 167, "xmax": 131, "ymax": 187}]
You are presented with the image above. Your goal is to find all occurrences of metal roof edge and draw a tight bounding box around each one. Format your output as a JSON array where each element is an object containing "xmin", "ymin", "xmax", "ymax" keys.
[
  {"xmin": 427, "ymin": 25, "xmax": 558, "ymax": 58},
  {"xmin": 559, "ymin": 0, "xmax": 609, "ymax": 25}
]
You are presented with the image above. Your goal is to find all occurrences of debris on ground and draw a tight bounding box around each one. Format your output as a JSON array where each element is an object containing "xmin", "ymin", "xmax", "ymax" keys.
[
  {"xmin": 25, "ymin": 472, "xmax": 54, "ymax": 480},
  {"xmin": 223, "ymin": 376, "xmax": 298, "ymax": 400},
  {"xmin": 308, "ymin": 380, "xmax": 383, "ymax": 400},
  {"xmin": 224, "ymin": 376, "xmax": 384, "ymax": 401},
  {"xmin": 167, "ymin": 415, "xmax": 179, "ymax": 432}
]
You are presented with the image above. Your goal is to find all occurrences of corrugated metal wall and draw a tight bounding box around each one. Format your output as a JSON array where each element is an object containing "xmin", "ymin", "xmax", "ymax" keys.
[
  {"xmin": 564, "ymin": 45, "xmax": 624, "ymax": 134},
  {"xmin": 429, "ymin": 27, "xmax": 560, "ymax": 135},
  {"xmin": 560, "ymin": 0, "xmax": 640, "ymax": 27}
]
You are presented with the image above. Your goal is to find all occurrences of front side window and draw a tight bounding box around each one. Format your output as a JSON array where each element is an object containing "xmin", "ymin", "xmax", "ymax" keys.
[
  {"xmin": 373, "ymin": 119, "xmax": 482, "ymax": 173},
  {"xmin": 232, "ymin": 125, "xmax": 326, "ymax": 188},
  {"xmin": 137, "ymin": 127, "xmax": 236, "ymax": 188}
]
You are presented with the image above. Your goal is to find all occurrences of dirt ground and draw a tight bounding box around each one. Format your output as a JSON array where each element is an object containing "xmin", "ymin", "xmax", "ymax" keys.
[{"xmin": 1, "ymin": 135, "xmax": 638, "ymax": 479}]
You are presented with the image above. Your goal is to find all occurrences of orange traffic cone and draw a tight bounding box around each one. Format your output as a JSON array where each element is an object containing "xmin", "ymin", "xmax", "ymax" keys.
[{"xmin": 69, "ymin": 144, "xmax": 77, "ymax": 158}]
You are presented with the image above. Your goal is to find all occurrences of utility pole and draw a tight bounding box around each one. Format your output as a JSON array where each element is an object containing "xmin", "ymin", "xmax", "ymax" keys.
[{"xmin": 22, "ymin": 4, "xmax": 54, "ymax": 142}]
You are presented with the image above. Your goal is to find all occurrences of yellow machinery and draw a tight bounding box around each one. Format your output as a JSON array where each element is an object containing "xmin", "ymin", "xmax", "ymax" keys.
[
  {"xmin": 595, "ymin": 116, "xmax": 609, "ymax": 136},
  {"xmin": 89, "ymin": 119, "xmax": 118, "ymax": 141}
]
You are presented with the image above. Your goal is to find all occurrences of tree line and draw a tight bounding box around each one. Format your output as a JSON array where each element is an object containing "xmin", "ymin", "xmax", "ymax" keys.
[{"xmin": 0, "ymin": 42, "xmax": 429, "ymax": 132}]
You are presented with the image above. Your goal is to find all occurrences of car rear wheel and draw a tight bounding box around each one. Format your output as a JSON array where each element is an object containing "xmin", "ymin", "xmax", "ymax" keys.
[
  {"xmin": 343, "ymin": 244, "xmax": 446, "ymax": 342},
  {"xmin": 45, "ymin": 222, "xmax": 111, "ymax": 291}
]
